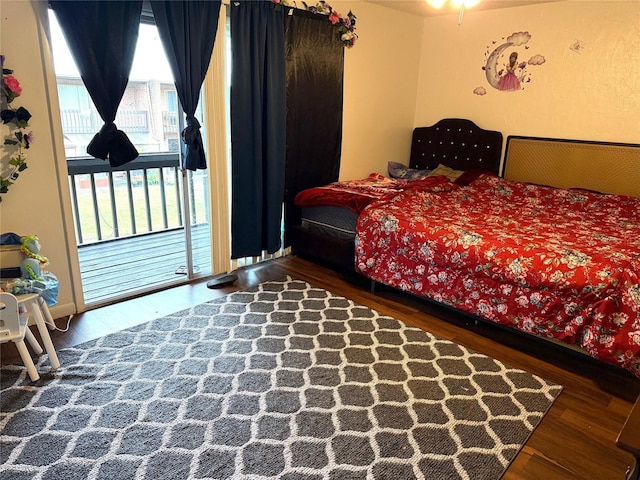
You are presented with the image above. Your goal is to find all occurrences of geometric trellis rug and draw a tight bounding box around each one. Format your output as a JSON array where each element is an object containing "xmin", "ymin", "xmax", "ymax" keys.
[{"xmin": 0, "ymin": 277, "xmax": 562, "ymax": 480}]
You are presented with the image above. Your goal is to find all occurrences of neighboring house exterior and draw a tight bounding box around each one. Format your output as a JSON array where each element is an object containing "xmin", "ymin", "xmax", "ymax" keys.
[{"xmin": 56, "ymin": 77, "xmax": 180, "ymax": 158}]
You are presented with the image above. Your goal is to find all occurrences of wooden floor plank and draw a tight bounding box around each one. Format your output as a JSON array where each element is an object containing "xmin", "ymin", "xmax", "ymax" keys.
[{"xmin": 2, "ymin": 255, "xmax": 639, "ymax": 479}]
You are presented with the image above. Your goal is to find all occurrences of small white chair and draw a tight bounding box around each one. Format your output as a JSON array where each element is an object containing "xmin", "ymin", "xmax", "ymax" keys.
[{"xmin": 0, "ymin": 292, "xmax": 40, "ymax": 381}]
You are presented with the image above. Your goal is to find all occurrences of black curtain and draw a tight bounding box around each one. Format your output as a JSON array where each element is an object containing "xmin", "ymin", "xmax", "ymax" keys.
[
  {"xmin": 283, "ymin": 9, "xmax": 344, "ymax": 245},
  {"xmin": 230, "ymin": 1, "xmax": 286, "ymax": 259},
  {"xmin": 50, "ymin": 0, "xmax": 142, "ymax": 168},
  {"xmin": 150, "ymin": 0, "xmax": 222, "ymax": 171}
]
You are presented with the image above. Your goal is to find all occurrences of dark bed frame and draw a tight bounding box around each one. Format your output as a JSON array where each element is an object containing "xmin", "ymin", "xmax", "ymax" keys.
[
  {"xmin": 288, "ymin": 126, "xmax": 640, "ymax": 412},
  {"xmin": 289, "ymin": 118, "xmax": 504, "ymax": 271}
]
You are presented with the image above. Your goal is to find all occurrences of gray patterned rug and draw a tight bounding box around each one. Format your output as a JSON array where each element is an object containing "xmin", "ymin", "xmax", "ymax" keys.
[{"xmin": 1, "ymin": 277, "xmax": 562, "ymax": 480}]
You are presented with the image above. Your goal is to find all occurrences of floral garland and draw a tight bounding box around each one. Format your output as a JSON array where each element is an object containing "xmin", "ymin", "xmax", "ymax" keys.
[
  {"xmin": 1, "ymin": 55, "xmax": 32, "ymax": 204},
  {"xmin": 272, "ymin": 0, "xmax": 357, "ymax": 48}
]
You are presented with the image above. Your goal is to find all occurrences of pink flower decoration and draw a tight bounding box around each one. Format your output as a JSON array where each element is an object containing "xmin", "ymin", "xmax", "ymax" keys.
[
  {"xmin": 269, "ymin": 1, "xmax": 357, "ymax": 48},
  {"xmin": 4, "ymin": 75, "xmax": 22, "ymax": 96}
]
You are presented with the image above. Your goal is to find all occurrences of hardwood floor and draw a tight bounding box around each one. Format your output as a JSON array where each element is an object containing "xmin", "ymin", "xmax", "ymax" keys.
[{"xmin": 3, "ymin": 255, "xmax": 639, "ymax": 480}]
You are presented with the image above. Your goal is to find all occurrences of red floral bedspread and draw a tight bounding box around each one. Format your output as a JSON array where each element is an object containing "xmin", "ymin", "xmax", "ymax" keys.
[
  {"xmin": 356, "ymin": 174, "xmax": 640, "ymax": 378},
  {"xmin": 294, "ymin": 173, "xmax": 451, "ymax": 214}
]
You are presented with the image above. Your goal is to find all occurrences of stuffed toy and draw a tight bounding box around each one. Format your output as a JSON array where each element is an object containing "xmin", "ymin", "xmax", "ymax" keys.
[{"xmin": 20, "ymin": 235, "xmax": 49, "ymax": 281}]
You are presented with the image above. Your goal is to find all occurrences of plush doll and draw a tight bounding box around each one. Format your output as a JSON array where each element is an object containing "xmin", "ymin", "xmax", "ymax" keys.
[{"xmin": 20, "ymin": 235, "xmax": 49, "ymax": 281}]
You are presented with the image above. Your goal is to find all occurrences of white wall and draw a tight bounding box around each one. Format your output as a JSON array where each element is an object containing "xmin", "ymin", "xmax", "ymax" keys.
[
  {"xmin": 1, "ymin": 1, "xmax": 78, "ymax": 319},
  {"xmin": 413, "ymin": 1, "xmax": 640, "ymax": 146},
  {"xmin": 332, "ymin": 1, "xmax": 425, "ymax": 180}
]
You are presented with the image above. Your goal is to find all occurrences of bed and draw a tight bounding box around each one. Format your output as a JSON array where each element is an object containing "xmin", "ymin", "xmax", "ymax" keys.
[
  {"xmin": 289, "ymin": 118, "xmax": 504, "ymax": 270},
  {"xmin": 355, "ymin": 136, "xmax": 640, "ymax": 379}
]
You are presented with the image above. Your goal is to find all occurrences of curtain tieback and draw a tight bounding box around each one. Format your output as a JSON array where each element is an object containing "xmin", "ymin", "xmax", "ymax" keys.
[
  {"xmin": 181, "ymin": 117, "xmax": 206, "ymax": 170},
  {"xmin": 87, "ymin": 122, "xmax": 139, "ymax": 168},
  {"xmin": 181, "ymin": 117, "xmax": 202, "ymax": 145}
]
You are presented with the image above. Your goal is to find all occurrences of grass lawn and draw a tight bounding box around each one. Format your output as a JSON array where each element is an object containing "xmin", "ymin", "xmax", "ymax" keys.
[{"xmin": 72, "ymin": 169, "xmax": 209, "ymax": 245}]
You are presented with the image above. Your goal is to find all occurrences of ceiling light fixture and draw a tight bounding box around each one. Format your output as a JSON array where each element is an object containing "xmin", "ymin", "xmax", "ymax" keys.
[{"xmin": 426, "ymin": 0, "xmax": 481, "ymax": 25}]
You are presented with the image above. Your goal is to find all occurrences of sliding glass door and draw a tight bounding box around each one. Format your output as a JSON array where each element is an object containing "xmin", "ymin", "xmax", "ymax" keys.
[{"xmin": 49, "ymin": 9, "xmax": 213, "ymax": 307}]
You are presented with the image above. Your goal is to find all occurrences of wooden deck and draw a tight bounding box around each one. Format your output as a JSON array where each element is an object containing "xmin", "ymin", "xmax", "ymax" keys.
[{"xmin": 78, "ymin": 224, "xmax": 212, "ymax": 306}]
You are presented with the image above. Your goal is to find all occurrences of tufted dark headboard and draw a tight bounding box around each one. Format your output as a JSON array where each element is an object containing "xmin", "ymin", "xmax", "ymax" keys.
[{"xmin": 409, "ymin": 118, "xmax": 503, "ymax": 175}]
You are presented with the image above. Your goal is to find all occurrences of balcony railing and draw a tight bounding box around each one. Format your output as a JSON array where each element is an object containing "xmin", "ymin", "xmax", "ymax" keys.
[
  {"xmin": 61, "ymin": 109, "xmax": 150, "ymax": 134},
  {"xmin": 66, "ymin": 152, "xmax": 283, "ymax": 305},
  {"xmin": 67, "ymin": 154, "xmax": 208, "ymax": 246}
]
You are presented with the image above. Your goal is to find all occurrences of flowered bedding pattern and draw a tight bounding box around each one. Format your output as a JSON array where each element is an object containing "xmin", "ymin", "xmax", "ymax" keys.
[
  {"xmin": 355, "ymin": 174, "xmax": 640, "ymax": 378},
  {"xmin": 294, "ymin": 173, "xmax": 450, "ymax": 214}
]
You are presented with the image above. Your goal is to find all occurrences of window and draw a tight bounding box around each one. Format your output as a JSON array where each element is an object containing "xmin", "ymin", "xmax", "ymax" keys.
[
  {"xmin": 57, "ymin": 84, "xmax": 91, "ymax": 111},
  {"xmin": 49, "ymin": 11, "xmax": 181, "ymax": 156},
  {"xmin": 48, "ymin": 7, "xmax": 211, "ymax": 247},
  {"xmin": 47, "ymin": 5, "xmax": 216, "ymax": 305}
]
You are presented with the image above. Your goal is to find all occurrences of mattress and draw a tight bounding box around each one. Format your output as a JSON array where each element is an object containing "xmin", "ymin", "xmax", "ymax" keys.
[{"xmin": 300, "ymin": 206, "xmax": 358, "ymax": 240}]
